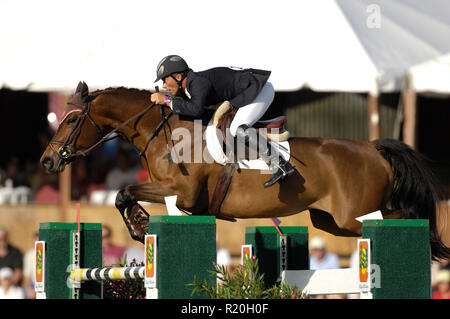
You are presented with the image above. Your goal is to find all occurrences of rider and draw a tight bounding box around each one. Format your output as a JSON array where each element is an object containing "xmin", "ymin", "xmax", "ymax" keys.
[{"xmin": 150, "ymin": 55, "xmax": 294, "ymax": 188}]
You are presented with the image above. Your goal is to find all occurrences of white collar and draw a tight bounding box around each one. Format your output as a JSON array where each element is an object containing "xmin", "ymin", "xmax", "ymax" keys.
[{"xmin": 184, "ymin": 88, "xmax": 191, "ymax": 99}]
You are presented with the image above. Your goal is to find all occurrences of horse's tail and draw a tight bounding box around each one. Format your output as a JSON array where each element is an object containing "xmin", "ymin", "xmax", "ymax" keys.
[{"xmin": 375, "ymin": 138, "xmax": 450, "ymax": 261}]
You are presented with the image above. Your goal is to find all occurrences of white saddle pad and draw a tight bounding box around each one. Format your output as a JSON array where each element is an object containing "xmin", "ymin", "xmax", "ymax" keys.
[{"xmin": 205, "ymin": 118, "xmax": 290, "ymax": 171}]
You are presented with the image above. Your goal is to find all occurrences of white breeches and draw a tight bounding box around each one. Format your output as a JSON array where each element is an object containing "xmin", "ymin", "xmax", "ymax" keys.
[{"xmin": 229, "ymin": 81, "xmax": 275, "ymax": 136}]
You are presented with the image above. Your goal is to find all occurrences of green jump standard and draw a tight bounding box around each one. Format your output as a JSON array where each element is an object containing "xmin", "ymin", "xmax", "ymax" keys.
[
  {"xmin": 362, "ymin": 219, "xmax": 431, "ymax": 299},
  {"xmin": 38, "ymin": 222, "xmax": 102, "ymax": 299},
  {"xmin": 245, "ymin": 226, "xmax": 309, "ymax": 287},
  {"xmin": 246, "ymin": 220, "xmax": 431, "ymax": 299},
  {"xmin": 38, "ymin": 216, "xmax": 216, "ymax": 299}
]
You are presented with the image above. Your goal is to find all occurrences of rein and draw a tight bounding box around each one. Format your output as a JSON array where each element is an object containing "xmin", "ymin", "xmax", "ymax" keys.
[
  {"xmin": 50, "ymin": 99, "xmax": 173, "ymax": 163},
  {"xmin": 139, "ymin": 104, "xmax": 173, "ymax": 159}
]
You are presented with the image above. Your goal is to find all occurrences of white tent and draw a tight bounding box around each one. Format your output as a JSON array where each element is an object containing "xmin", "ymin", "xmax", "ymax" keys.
[
  {"xmin": 400, "ymin": 52, "xmax": 450, "ymax": 148},
  {"xmin": 1, "ymin": 0, "xmax": 449, "ymax": 95},
  {"xmin": 2, "ymin": 0, "xmax": 448, "ymax": 211},
  {"xmin": 404, "ymin": 53, "xmax": 450, "ymax": 96}
]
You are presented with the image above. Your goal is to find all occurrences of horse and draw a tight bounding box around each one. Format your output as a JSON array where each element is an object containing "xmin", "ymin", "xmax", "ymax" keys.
[{"xmin": 40, "ymin": 82, "xmax": 450, "ymax": 261}]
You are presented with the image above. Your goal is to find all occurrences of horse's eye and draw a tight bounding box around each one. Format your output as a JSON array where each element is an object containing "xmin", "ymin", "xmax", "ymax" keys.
[{"xmin": 67, "ymin": 117, "xmax": 77, "ymax": 124}]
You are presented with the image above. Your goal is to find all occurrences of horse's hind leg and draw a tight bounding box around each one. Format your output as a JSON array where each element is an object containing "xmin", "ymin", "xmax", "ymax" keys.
[{"xmin": 309, "ymin": 209, "xmax": 361, "ymax": 237}]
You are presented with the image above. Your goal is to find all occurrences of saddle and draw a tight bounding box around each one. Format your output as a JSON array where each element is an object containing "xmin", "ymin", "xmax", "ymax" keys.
[
  {"xmin": 208, "ymin": 102, "xmax": 291, "ymax": 220},
  {"xmin": 217, "ymin": 110, "xmax": 290, "ymax": 145},
  {"xmin": 215, "ymin": 105, "xmax": 290, "ymax": 162}
]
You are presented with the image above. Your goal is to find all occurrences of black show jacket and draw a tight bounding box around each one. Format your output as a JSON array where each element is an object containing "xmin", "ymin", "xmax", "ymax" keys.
[{"xmin": 170, "ymin": 67, "xmax": 271, "ymax": 117}]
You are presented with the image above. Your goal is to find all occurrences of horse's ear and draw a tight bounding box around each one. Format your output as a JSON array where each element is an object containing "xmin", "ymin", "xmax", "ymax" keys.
[
  {"xmin": 72, "ymin": 81, "xmax": 89, "ymax": 105},
  {"xmin": 80, "ymin": 81, "xmax": 89, "ymax": 101},
  {"xmin": 75, "ymin": 81, "xmax": 84, "ymax": 93}
]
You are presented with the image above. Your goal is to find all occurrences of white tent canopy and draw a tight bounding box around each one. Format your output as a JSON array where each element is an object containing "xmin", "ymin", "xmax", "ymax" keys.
[
  {"xmin": 400, "ymin": 52, "xmax": 450, "ymax": 148},
  {"xmin": 404, "ymin": 53, "xmax": 450, "ymax": 95},
  {"xmin": 1, "ymin": 0, "xmax": 449, "ymax": 94}
]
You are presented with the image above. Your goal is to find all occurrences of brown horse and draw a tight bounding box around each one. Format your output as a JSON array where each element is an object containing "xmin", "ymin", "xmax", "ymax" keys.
[{"xmin": 40, "ymin": 82, "xmax": 450, "ymax": 260}]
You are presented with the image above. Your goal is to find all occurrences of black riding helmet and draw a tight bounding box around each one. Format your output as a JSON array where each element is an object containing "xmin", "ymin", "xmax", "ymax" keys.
[{"xmin": 154, "ymin": 55, "xmax": 189, "ymax": 83}]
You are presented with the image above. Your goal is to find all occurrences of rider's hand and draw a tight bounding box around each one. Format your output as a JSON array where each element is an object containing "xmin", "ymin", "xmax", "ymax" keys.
[{"xmin": 150, "ymin": 92, "xmax": 166, "ymax": 105}]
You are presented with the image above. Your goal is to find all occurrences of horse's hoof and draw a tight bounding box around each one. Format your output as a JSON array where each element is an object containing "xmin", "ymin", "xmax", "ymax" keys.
[
  {"xmin": 125, "ymin": 204, "xmax": 150, "ymax": 244},
  {"xmin": 115, "ymin": 188, "xmax": 134, "ymax": 211}
]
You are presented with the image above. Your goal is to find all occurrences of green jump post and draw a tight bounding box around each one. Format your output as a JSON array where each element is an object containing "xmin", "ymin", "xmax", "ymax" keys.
[
  {"xmin": 362, "ymin": 219, "xmax": 431, "ymax": 299},
  {"xmin": 38, "ymin": 216, "xmax": 216, "ymax": 299},
  {"xmin": 245, "ymin": 226, "xmax": 309, "ymax": 287},
  {"xmin": 247, "ymin": 220, "xmax": 431, "ymax": 299},
  {"xmin": 38, "ymin": 222, "xmax": 102, "ymax": 299},
  {"xmin": 148, "ymin": 215, "xmax": 217, "ymax": 299}
]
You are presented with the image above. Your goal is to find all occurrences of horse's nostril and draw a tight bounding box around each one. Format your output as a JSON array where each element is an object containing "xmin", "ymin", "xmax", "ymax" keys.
[{"xmin": 41, "ymin": 157, "xmax": 53, "ymax": 170}]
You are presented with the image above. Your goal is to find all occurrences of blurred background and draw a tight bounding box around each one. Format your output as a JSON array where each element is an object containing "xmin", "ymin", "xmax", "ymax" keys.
[{"xmin": 0, "ymin": 0, "xmax": 449, "ymax": 298}]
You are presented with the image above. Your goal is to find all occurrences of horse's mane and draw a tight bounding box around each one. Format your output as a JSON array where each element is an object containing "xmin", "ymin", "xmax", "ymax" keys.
[
  {"xmin": 66, "ymin": 82, "xmax": 152, "ymax": 110},
  {"xmin": 90, "ymin": 86, "xmax": 150, "ymax": 95},
  {"xmin": 87, "ymin": 85, "xmax": 213, "ymax": 123},
  {"xmin": 88, "ymin": 86, "xmax": 151, "ymax": 100}
]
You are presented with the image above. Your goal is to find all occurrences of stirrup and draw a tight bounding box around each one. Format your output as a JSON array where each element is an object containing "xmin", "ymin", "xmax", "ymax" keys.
[{"xmin": 263, "ymin": 159, "xmax": 295, "ymax": 188}]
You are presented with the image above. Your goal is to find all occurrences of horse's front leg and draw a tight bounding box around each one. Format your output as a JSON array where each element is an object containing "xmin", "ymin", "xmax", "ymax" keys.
[{"xmin": 115, "ymin": 182, "xmax": 185, "ymax": 243}]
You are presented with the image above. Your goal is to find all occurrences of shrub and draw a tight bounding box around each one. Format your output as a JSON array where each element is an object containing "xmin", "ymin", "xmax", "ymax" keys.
[
  {"xmin": 102, "ymin": 257, "xmax": 145, "ymax": 299},
  {"xmin": 188, "ymin": 256, "xmax": 308, "ymax": 299}
]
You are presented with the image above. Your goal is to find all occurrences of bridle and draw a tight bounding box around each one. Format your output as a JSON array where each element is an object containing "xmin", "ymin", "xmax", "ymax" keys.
[
  {"xmin": 49, "ymin": 101, "xmax": 102, "ymax": 160},
  {"xmin": 49, "ymin": 98, "xmax": 173, "ymax": 163}
]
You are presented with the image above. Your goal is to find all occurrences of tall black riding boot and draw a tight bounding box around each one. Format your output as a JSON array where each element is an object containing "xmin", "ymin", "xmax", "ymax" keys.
[{"xmin": 235, "ymin": 124, "xmax": 295, "ymax": 188}]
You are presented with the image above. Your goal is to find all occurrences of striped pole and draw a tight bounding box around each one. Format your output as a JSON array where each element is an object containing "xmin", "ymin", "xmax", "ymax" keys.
[
  {"xmin": 70, "ymin": 234, "xmax": 156, "ymax": 299},
  {"xmin": 71, "ymin": 267, "xmax": 145, "ymax": 281}
]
